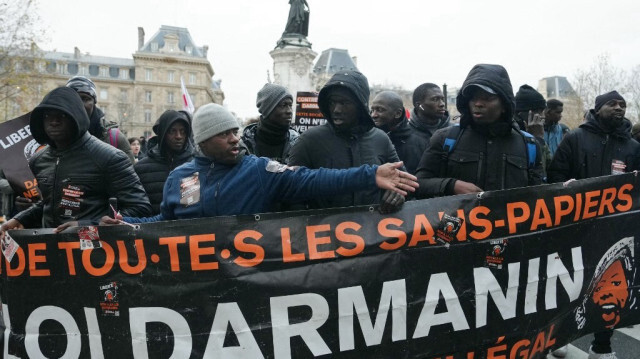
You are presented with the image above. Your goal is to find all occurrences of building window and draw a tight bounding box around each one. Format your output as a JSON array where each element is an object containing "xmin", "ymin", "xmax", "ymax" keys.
[
  {"xmin": 89, "ymin": 65, "xmax": 99, "ymax": 76},
  {"xmin": 185, "ymin": 46, "xmax": 193, "ymax": 55},
  {"xmin": 167, "ymin": 91, "xmax": 175, "ymax": 104},
  {"xmin": 100, "ymin": 89, "xmax": 108, "ymax": 100},
  {"xmin": 145, "ymin": 110, "xmax": 152, "ymax": 123},
  {"xmin": 120, "ymin": 89, "xmax": 128, "ymax": 102},
  {"xmin": 145, "ymin": 91, "xmax": 152, "ymax": 102},
  {"xmin": 101, "ymin": 105, "xmax": 107, "ymax": 114},
  {"xmin": 168, "ymin": 71, "xmax": 174, "ymax": 83},
  {"xmin": 189, "ymin": 72, "xmax": 196, "ymax": 85},
  {"xmin": 145, "ymin": 69, "xmax": 153, "ymax": 81},
  {"xmin": 100, "ymin": 67, "xmax": 108, "ymax": 77},
  {"xmin": 57, "ymin": 63, "xmax": 66, "ymax": 74},
  {"xmin": 150, "ymin": 43, "xmax": 158, "ymax": 52},
  {"xmin": 120, "ymin": 68, "xmax": 128, "ymax": 79},
  {"xmin": 67, "ymin": 63, "xmax": 78, "ymax": 75},
  {"xmin": 143, "ymin": 130, "xmax": 152, "ymax": 138}
]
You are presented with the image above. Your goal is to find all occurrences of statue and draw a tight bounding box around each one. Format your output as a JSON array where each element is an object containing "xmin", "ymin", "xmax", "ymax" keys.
[{"xmin": 284, "ymin": 0, "xmax": 310, "ymax": 37}]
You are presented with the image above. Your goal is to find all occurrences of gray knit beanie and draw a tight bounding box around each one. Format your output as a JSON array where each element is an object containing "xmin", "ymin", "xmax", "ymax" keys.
[
  {"xmin": 256, "ymin": 83, "xmax": 293, "ymax": 118},
  {"xmin": 192, "ymin": 103, "xmax": 239, "ymax": 144}
]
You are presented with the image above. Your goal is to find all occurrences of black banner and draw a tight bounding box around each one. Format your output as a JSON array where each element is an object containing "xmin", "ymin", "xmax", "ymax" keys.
[
  {"xmin": 1, "ymin": 174, "xmax": 640, "ymax": 358},
  {"xmin": 293, "ymin": 91, "xmax": 326, "ymax": 133}
]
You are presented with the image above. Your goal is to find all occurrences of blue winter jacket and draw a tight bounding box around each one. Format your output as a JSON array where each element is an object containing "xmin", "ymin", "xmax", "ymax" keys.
[{"xmin": 124, "ymin": 154, "xmax": 378, "ymax": 223}]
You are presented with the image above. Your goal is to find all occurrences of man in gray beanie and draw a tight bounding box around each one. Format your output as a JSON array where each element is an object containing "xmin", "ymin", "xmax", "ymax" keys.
[
  {"xmin": 241, "ymin": 83, "xmax": 299, "ymax": 163},
  {"xmin": 102, "ymin": 103, "xmax": 418, "ymax": 224}
]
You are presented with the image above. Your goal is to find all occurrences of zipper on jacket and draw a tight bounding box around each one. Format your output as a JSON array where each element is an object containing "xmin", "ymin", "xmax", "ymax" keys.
[
  {"xmin": 476, "ymin": 152, "xmax": 484, "ymax": 187},
  {"xmin": 501, "ymin": 154, "xmax": 507, "ymax": 189},
  {"xmin": 601, "ymin": 134, "xmax": 610, "ymax": 175},
  {"xmin": 52, "ymin": 156, "xmax": 61, "ymax": 225}
]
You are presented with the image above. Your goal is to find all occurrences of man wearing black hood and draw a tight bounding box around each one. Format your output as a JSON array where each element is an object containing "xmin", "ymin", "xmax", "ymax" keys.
[
  {"xmin": 414, "ymin": 64, "xmax": 544, "ymax": 198},
  {"xmin": 0, "ymin": 87, "xmax": 151, "ymax": 235},
  {"xmin": 289, "ymin": 71, "xmax": 403, "ymax": 210},
  {"xmin": 409, "ymin": 83, "xmax": 451, "ymax": 144},
  {"xmin": 548, "ymin": 91, "xmax": 639, "ymax": 359},
  {"xmin": 66, "ymin": 76, "xmax": 135, "ymax": 163},
  {"xmin": 134, "ymin": 110, "xmax": 194, "ymax": 214},
  {"xmin": 372, "ymin": 91, "xmax": 425, "ymax": 174}
]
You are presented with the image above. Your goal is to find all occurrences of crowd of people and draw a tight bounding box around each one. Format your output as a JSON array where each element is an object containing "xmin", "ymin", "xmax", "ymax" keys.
[{"xmin": 1, "ymin": 63, "xmax": 637, "ymax": 359}]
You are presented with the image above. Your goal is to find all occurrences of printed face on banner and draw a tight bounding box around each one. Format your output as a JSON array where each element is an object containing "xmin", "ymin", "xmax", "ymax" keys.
[{"xmin": 591, "ymin": 260, "xmax": 629, "ymax": 328}]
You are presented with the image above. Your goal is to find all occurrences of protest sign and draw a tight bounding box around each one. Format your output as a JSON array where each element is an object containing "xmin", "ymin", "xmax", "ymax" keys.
[{"xmin": 1, "ymin": 174, "xmax": 639, "ymax": 358}]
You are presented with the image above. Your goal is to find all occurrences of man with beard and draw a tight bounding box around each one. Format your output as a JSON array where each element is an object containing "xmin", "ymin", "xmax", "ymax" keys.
[
  {"xmin": 371, "ymin": 91, "xmax": 425, "ymax": 174},
  {"xmin": 242, "ymin": 83, "xmax": 299, "ymax": 164},
  {"xmin": 409, "ymin": 83, "xmax": 450, "ymax": 145},
  {"xmin": 414, "ymin": 64, "xmax": 543, "ymax": 198},
  {"xmin": 66, "ymin": 76, "xmax": 134, "ymax": 163},
  {"xmin": 548, "ymin": 91, "xmax": 640, "ymax": 358},
  {"xmin": 289, "ymin": 71, "xmax": 404, "ymax": 212},
  {"xmin": 101, "ymin": 103, "xmax": 417, "ymax": 223},
  {"xmin": 134, "ymin": 110, "xmax": 194, "ymax": 214}
]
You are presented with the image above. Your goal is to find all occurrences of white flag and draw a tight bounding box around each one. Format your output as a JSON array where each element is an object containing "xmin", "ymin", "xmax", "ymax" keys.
[{"xmin": 180, "ymin": 76, "xmax": 195, "ymax": 114}]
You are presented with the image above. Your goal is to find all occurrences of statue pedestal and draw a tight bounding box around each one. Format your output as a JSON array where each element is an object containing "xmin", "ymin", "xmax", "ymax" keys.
[{"xmin": 270, "ymin": 40, "xmax": 317, "ymax": 99}]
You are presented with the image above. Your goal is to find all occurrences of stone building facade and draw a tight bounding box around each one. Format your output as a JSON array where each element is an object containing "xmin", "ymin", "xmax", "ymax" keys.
[{"xmin": 4, "ymin": 25, "xmax": 224, "ymax": 138}]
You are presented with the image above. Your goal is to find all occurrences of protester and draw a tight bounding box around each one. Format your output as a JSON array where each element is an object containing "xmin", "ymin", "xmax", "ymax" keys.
[
  {"xmin": 414, "ymin": 64, "xmax": 544, "ymax": 198},
  {"xmin": 371, "ymin": 91, "xmax": 425, "ymax": 174},
  {"xmin": 134, "ymin": 110, "xmax": 194, "ymax": 214},
  {"xmin": 129, "ymin": 137, "xmax": 142, "ymax": 163},
  {"xmin": 544, "ymin": 99, "xmax": 566, "ymax": 157},
  {"xmin": 0, "ymin": 87, "xmax": 151, "ymax": 236},
  {"xmin": 409, "ymin": 83, "xmax": 451, "ymax": 144},
  {"xmin": 242, "ymin": 83, "xmax": 300, "ymax": 164},
  {"xmin": 101, "ymin": 103, "xmax": 417, "ymax": 224},
  {"xmin": 548, "ymin": 90, "xmax": 640, "ymax": 359},
  {"xmin": 66, "ymin": 76, "xmax": 135, "ymax": 163},
  {"xmin": 288, "ymin": 71, "xmax": 404, "ymax": 212},
  {"xmin": 514, "ymin": 84, "xmax": 551, "ymax": 176}
]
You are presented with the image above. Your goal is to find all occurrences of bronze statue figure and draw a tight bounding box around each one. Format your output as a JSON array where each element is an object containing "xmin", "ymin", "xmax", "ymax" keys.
[{"xmin": 284, "ymin": 0, "xmax": 310, "ymax": 37}]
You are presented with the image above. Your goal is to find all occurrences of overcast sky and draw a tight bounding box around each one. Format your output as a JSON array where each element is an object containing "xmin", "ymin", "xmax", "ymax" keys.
[{"xmin": 37, "ymin": 0, "xmax": 640, "ymax": 118}]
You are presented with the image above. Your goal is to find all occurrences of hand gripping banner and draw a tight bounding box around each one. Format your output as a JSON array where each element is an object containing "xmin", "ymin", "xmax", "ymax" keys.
[{"xmin": 1, "ymin": 173, "xmax": 640, "ymax": 358}]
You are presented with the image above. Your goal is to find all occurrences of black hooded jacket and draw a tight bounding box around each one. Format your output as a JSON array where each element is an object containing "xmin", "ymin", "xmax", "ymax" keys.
[
  {"xmin": 547, "ymin": 110, "xmax": 640, "ymax": 182},
  {"xmin": 289, "ymin": 71, "xmax": 401, "ymax": 208},
  {"xmin": 15, "ymin": 87, "xmax": 151, "ymax": 228},
  {"xmin": 415, "ymin": 64, "xmax": 544, "ymax": 198},
  {"xmin": 134, "ymin": 111, "xmax": 194, "ymax": 214},
  {"xmin": 384, "ymin": 111, "xmax": 426, "ymax": 175}
]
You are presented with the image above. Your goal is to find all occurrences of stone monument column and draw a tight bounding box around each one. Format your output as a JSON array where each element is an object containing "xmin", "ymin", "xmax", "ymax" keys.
[{"xmin": 270, "ymin": 0, "xmax": 317, "ymax": 100}]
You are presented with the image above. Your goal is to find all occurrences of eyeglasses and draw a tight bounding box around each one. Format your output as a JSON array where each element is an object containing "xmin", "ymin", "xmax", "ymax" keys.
[{"xmin": 43, "ymin": 112, "xmax": 68, "ymax": 120}]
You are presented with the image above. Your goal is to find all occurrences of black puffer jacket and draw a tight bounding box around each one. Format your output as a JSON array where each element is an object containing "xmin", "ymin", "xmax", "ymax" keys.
[
  {"xmin": 385, "ymin": 112, "xmax": 426, "ymax": 175},
  {"xmin": 14, "ymin": 87, "xmax": 151, "ymax": 228},
  {"xmin": 241, "ymin": 122, "xmax": 299, "ymax": 164},
  {"xmin": 289, "ymin": 71, "xmax": 401, "ymax": 208},
  {"xmin": 134, "ymin": 111, "xmax": 194, "ymax": 214},
  {"xmin": 547, "ymin": 110, "xmax": 640, "ymax": 182},
  {"xmin": 415, "ymin": 64, "xmax": 544, "ymax": 198}
]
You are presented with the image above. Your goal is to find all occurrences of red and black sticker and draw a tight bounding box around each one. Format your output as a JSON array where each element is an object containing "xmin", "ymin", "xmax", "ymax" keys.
[
  {"xmin": 78, "ymin": 226, "xmax": 102, "ymax": 250},
  {"xmin": 98, "ymin": 281, "xmax": 120, "ymax": 317},
  {"xmin": 485, "ymin": 239, "xmax": 509, "ymax": 269},
  {"xmin": 435, "ymin": 214, "xmax": 464, "ymax": 246},
  {"xmin": 60, "ymin": 184, "xmax": 84, "ymax": 217}
]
